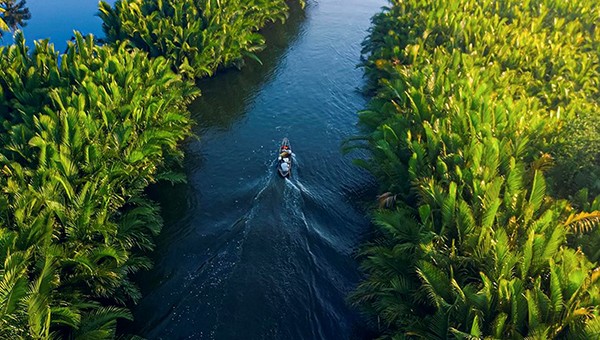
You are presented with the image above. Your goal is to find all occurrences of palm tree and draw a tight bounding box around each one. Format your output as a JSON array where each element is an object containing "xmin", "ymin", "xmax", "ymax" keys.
[
  {"xmin": 0, "ymin": 31, "xmax": 199, "ymax": 336},
  {"xmin": 98, "ymin": 0, "xmax": 301, "ymax": 78},
  {"xmin": 0, "ymin": 0, "xmax": 31, "ymax": 33}
]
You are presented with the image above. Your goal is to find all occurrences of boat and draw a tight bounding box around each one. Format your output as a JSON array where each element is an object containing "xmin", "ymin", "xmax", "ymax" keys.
[{"xmin": 277, "ymin": 138, "xmax": 292, "ymax": 178}]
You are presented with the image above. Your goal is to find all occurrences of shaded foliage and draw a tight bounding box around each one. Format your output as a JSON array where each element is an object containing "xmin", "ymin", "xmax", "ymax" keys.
[{"xmin": 549, "ymin": 111, "xmax": 600, "ymax": 198}]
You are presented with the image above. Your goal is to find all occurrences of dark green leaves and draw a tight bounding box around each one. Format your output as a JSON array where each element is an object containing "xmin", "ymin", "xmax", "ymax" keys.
[{"xmin": 0, "ymin": 32, "xmax": 198, "ymax": 338}]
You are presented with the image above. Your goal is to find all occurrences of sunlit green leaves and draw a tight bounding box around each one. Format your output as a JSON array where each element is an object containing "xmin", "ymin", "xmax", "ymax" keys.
[
  {"xmin": 0, "ymin": 31, "xmax": 199, "ymax": 338},
  {"xmin": 352, "ymin": 0, "xmax": 600, "ymax": 338},
  {"xmin": 99, "ymin": 0, "xmax": 300, "ymax": 78}
]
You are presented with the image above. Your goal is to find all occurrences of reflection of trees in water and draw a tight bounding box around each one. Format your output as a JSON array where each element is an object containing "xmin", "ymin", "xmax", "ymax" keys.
[
  {"xmin": 189, "ymin": 1, "xmax": 306, "ymax": 131},
  {"xmin": 0, "ymin": 0, "xmax": 31, "ymax": 37}
]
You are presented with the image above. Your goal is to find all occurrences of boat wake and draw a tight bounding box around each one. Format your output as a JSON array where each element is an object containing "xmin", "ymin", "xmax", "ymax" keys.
[{"xmin": 135, "ymin": 153, "xmax": 365, "ymax": 339}]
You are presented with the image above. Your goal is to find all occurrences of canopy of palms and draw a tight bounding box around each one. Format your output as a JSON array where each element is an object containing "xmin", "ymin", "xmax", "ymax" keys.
[
  {"xmin": 99, "ymin": 0, "xmax": 303, "ymax": 78},
  {"xmin": 351, "ymin": 0, "xmax": 600, "ymax": 338}
]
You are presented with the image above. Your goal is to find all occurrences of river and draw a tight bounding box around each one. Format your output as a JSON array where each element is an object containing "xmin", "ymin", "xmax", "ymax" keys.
[{"xmin": 2, "ymin": 0, "xmax": 384, "ymax": 338}]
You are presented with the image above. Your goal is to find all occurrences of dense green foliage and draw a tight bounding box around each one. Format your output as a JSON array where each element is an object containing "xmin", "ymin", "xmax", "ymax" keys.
[
  {"xmin": 0, "ymin": 32, "xmax": 198, "ymax": 338},
  {"xmin": 352, "ymin": 0, "xmax": 600, "ymax": 338},
  {"xmin": 99, "ymin": 0, "xmax": 303, "ymax": 78},
  {"xmin": 550, "ymin": 111, "xmax": 600, "ymax": 198}
]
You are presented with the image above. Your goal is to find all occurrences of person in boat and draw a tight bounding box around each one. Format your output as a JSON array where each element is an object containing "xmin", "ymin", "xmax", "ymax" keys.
[
  {"xmin": 279, "ymin": 145, "xmax": 292, "ymax": 160},
  {"xmin": 280, "ymin": 160, "xmax": 290, "ymax": 173}
]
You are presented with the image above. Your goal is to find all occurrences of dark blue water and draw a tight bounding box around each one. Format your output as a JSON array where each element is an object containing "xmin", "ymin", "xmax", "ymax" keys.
[{"xmin": 3, "ymin": 1, "xmax": 384, "ymax": 338}]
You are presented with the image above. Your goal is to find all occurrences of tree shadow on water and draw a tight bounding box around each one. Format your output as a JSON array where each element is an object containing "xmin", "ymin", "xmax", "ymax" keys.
[
  {"xmin": 122, "ymin": 2, "xmax": 309, "ymax": 337},
  {"xmin": 188, "ymin": 1, "xmax": 307, "ymax": 133}
]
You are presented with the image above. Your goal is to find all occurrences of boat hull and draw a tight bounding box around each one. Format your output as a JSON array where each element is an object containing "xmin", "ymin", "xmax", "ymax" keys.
[{"xmin": 277, "ymin": 138, "xmax": 292, "ymax": 178}]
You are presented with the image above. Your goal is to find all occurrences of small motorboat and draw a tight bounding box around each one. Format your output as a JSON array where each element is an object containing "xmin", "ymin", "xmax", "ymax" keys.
[{"xmin": 277, "ymin": 138, "xmax": 292, "ymax": 178}]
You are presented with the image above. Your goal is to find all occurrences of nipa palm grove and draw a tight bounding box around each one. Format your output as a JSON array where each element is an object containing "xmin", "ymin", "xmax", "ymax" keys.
[{"xmin": 350, "ymin": 0, "xmax": 600, "ymax": 339}]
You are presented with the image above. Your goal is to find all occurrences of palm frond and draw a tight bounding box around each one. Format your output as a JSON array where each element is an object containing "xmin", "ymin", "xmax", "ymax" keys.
[
  {"xmin": 73, "ymin": 306, "xmax": 132, "ymax": 340},
  {"xmin": 563, "ymin": 211, "xmax": 600, "ymax": 234},
  {"xmin": 528, "ymin": 170, "xmax": 546, "ymax": 214},
  {"xmin": 416, "ymin": 261, "xmax": 453, "ymax": 308}
]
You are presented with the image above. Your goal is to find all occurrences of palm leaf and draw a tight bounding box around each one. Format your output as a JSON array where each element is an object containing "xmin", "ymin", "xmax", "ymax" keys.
[
  {"xmin": 470, "ymin": 314, "xmax": 482, "ymax": 337},
  {"xmin": 528, "ymin": 170, "xmax": 546, "ymax": 214},
  {"xmin": 73, "ymin": 306, "xmax": 132, "ymax": 340},
  {"xmin": 520, "ymin": 229, "xmax": 534, "ymax": 279},
  {"xmin": 0, "ymin": 249, "xmax": 31, "ymax": 317},
  {"xmin": 492, "ymin": 313, "xmax": 509, "ymax": 339},
  {"xmin": 548, "ymin": 260, "xmax": 564, "ymax": 315},
  {"xmin": 26, "ymin": 257, "xmax": 56, "ymax": 339},
  {"xmin": 441, "ymin": 181, "xmax": 457, "ymax": 227},
  {"xmin": 506, "ymin": 158, "xmax": 524, "ymax": 196},
  {"xmin": 582, "ymin": 316, "xmax": 600, "ymax": 340},
  {"xmin": 541, "ymin": 224, "xmax": 566, "ymax": 263},
  {"xmin": 525, "ymin": 289, "xmax": 542, "ymax": 331},
  {"xmin": 50, "ymin": 306, "xmax": 81, "ymax": 328},
  {"xmin": 563, "ymin": 211, "xmax": 600, "ymax": 234},
  {"xmin": 416, "ymin": 261, "xmax": 453, "ymax": 308}
]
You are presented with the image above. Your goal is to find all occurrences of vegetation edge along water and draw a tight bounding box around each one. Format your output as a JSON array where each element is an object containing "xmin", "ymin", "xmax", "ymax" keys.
[
  {"xmin": 351, "ymin": 0, "xmax": 600, "ymax": 338},
  {"xmin": 0, "ymin": 0, "xmax": 302, "ymax": 338}
]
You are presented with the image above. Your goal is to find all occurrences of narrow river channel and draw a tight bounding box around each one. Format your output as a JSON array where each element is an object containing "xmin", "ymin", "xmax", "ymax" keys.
[{"xmin": 133, "ymin": 0, "xmax": 383, "ymax": 338}]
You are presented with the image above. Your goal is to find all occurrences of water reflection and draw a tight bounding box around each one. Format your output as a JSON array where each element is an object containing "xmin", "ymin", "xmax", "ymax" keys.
[{"xmin": 189, "ymin": 2, "xmax": 306, "ymax": 133}]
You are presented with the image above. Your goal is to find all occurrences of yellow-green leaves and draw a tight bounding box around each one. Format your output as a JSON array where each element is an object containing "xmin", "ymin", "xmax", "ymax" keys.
[
  {"xmin": 353, "ymin": 0, "xmax": 600, "ymax": 338},
  {"xmin": 0, "ymin": 31, "xmax": 199, "ymax": 337},
  {"xmin": 0, "ymin": 9, "xmax": 8, "ymax": 32},
  {"xmin": 99, "ymin": 0, "xmax": 298, "ymax": 79}
]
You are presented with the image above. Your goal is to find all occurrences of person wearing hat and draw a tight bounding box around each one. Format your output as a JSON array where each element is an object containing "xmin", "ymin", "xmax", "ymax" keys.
[{"xmin": 279, "ymin": 145, "xmax": 292, "ymax": 160}]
